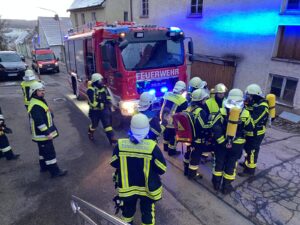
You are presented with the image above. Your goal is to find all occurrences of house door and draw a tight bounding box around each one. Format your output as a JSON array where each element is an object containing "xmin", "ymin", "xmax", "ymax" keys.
[{"xmin": 191, "ymin": 58, "xmax": 236, "ymax": 90}]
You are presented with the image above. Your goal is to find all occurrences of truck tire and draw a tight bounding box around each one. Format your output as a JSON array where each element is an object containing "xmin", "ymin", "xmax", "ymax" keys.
[
  {"xmin": 72, "ymin": 77, "xmax": 84, "ymax": 100},
  {"xmin": 112, "ymin": 108, "xmax": 130, "ymax": 130}
]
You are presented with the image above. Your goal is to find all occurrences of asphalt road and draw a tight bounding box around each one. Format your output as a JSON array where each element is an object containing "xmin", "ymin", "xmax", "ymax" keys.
[{"xmin": 1, "ymin": 63, "xmax": 299, "ymax": 225}]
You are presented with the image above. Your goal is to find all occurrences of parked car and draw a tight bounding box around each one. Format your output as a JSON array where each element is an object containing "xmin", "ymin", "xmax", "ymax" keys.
[
  {"xmin": 32, "ymin": 48, "xmax": 60, "ymax": 74},
  {"xmin": 0, "ymin": 51, "xmax": 28, "ymax": 80}
]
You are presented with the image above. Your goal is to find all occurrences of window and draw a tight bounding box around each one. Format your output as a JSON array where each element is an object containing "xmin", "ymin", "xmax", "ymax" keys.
[
  {"xmin": 124, "ymin": 11, "xmax": 129, "ymax": 21},
  {"xmin": 287, "ymin": 0, "xmax": 300, "ymax": 10},
  {"xmin": 81, "ymin": 13, "xmax": 85, "ymax": 25},
  {"xmin": 188, "ymin": 0, "xmax": 203, "ymax": 17},
  {"xmin": 91, "ymin": 12, "xmax": 97, "ymax": 22},
  {"xmin": 74, "ymin": 13, "xmax": 78, "ymax": 29},
  {"xmin": 276, "ymin": 26, "xmax": 300, "ymax": 61},
  {"xmin": 270, "ymin": 74, "xmax": 298, "ymax": 105},
  {"xmin": 102, "ymin": 42, "xmax": 117, "ymax": 69},
  {"xmin": 140, "ymin": 0, "xmax": 149, "ymax": 17},
  {"xmin": 85, "ymin": 38, "xmax": 95, "ymax": 79}
]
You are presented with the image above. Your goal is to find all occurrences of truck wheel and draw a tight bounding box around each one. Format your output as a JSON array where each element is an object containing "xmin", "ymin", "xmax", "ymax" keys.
[
  {"xmin": 72, "ymin": 77, "xmax": 84, "ymax": 100},
  {"xmin": 56, "ymin": 68, "xmax": 60, "ymax": 73}
]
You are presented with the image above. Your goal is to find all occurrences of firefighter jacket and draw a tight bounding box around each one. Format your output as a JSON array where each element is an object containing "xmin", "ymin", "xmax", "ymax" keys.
[
  {"xmin": 21, "ymin": 80, "xmax": 37, "ymax": 106},
  {"xmin": 0, "ymin": 107, "xmax": 5, "ymax": 135},
  {"xmin": 246, "ymin": 99, "xmax": 269, "ymax": 136},
  {"xmin": 212, "ymin": 107, "xmax": 254, "ymax": 145},
  {"xmin": 141, "ymin": 110, "xmax": 163, "ymax": 141},
  {"xmin": 185, "ymin": 104, "xmax": 210, "ymax": 144},
  {"xmin": 87, "ymin": 85, "xmax": 112, "ymax": 110},
  {"xmin": 160, "ymin": 92, "xmax": 188, "ymax": 128},
  {"xmin": 28, "ymin": 97, "xmax": 58, "ymax": 142},
  {"xmin": 110, "ymin": 138, "xmax": 167, "ymax": 201}
]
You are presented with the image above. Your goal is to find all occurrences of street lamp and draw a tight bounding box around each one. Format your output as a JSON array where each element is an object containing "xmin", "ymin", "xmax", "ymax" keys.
[{"xmin": 38, "ymin": 7, "xmax": 64, "ymax": 46}]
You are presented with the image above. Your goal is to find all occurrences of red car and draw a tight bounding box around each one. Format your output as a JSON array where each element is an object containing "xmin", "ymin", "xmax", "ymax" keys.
[{"xmin": 32, "ymin": 48, "xmax": 60, "ymax": 74}]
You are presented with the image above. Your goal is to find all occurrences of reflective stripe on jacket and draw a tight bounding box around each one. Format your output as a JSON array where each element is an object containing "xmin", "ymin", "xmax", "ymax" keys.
[
  {"xmin": 87, "ymin": 86, "xmax": 111, "ymax": 110},
  {"xmin": 21, "ymin": 80, "xmax": 37, "ymax": 106},
  {"xmin": 111, "ymin": 138, "xmax": 166, "ymax": 200},
  {"xmin": 28, "ymin": 98, "xmax": 58, "ymax": 142}
]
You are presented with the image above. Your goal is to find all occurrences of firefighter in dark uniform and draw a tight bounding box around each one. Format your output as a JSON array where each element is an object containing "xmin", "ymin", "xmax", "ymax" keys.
[
  {"xmin": 202, "ymin": 83, "xmax": 228, "ymax": 162},
  {"xmin": 183, "ymin": 88, "xmax": 210, "ymax": 179},
  {"xmin": 0, "ymin": 107, "xmax": 20, "ymax": 160},
  {"xmin": 138, "ymin": 92, "xmax": 164, "ymax": 142},
  {"xmin": 87, "ymin": 73, "xmax": 116, "ymax": 145},
  {"xmin": 111, "ymin": 113, "xmax": 166, "ymax": 225},
  {"xmin": 160, "ymin": 81, "xmax": 188, "ymax": 156},
  {"xmin": 239, "ymin": 84, "xmax": 269, "ymax": 176},
  {"xmin": 187, "ymin": 77, "xmax": 208, "ymax": 103},
  {"xmin": 28, "ymin": 82, "xmax": 67, "ymax": 177},
  {"xmin": 211, "ymin": 89, "xmax": 253, "ymax": 194},
  {"xmin": 20, "ymin": 69, "xmax": 38, "ymax": 110}
]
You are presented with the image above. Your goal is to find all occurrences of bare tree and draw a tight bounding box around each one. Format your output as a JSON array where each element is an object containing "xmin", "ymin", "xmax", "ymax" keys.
[{"xmin": 0, "ymin": 16, "xmax": 8, "ymax": 50}]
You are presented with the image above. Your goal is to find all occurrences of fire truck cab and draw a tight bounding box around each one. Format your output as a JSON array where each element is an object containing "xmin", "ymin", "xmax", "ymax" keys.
[{"xmin": 64, "ymin": 22, "xmax": 192, "ymax": 116}]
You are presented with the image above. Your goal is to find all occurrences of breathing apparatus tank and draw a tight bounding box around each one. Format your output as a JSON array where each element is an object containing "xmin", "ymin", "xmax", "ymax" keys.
[
  {"xmin": 226, "ymin": 107, "xmax": 241, "ymax": 147},
  {"xmin": 266, "ymin": 94, "xmax": 276, "ymax": 126}
]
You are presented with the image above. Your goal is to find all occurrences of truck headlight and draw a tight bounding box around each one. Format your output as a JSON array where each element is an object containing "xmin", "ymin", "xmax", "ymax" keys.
[
  {"xmin": 119, "ymin": 101, "xmax": 138, "ymax": 116},
  {"xmin": 38, "ymin": 64, "xmax": 43, "ymax": 68}
]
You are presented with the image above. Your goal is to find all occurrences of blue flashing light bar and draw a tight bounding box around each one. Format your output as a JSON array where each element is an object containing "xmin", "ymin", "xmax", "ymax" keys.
[
  {"xmin": 161, "ymin": 87, "xmax": 168, "ymax": 93},
  {"xmin": 169, "ymin": 26, "xmax": 182, "ymax": 32},
  {"xmin": 149, "ymin": 89, "xmax": 156, "ymax": 95}
]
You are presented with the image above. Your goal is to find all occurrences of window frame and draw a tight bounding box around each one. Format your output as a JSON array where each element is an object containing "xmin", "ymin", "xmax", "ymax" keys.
[
  {"xmin": 140, "ymin": 0, "xmax": 149, "ymax": 18},
  {"xmin": 187, "ymin": 0, "xmax": 203, "ymax": 18},
  {"xmin": 269, "ymin": 73, "xmax": 298, "ymax": 106},
  {"xmin": 81, "ymin": 13, "xmax": 86, "ymax": 25},
  {"xmin": 91, "ymin": 12, "xmax": 97, "ymax": 22},
  {"xmin": 280, "ymin": 0, "xmax": 300, "ymax": 14}
]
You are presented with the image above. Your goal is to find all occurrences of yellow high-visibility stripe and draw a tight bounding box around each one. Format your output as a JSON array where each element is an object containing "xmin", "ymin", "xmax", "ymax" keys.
[
  {"xmin": 104, "ymin": 126, "xmax": 113, "ymax": 132},
  {"xmin": 119, "ymin": 152, "xmax": 153, "ymax": 159},
  {"xmin": 213, "ymin": 171, "xmax": 223, "ymax": 176},
  {"xmin": 118, "ymin": 139, "xmax": 155, "ymax": 154},
  {"xmin": 150, "ymin": 127, "xmax": 160, "ymax": 136},
  {"xmin": 217, "ymin": 136, "xmax": 225, "ymax": 144},
  {"xmin": 189, "ymin": 165, "xmax": 198, "ymax": 170},
  {"xmin": 1, "ymin": 145, "xmax": 12, "ymax": 152},
  {"xmin": 110, "ymin": 155, "xmax": 118, "ymax": 163},
  {"xmin": 154, "ymin": 159, "xmax": 167, "ymax": 172},
  {"xmin": 122, "ymin": 216, "xmax": 134, "ymax": 223},
  {"xmin": 223, "ymin": 172, "xmax": 235, "ymax": 180}
]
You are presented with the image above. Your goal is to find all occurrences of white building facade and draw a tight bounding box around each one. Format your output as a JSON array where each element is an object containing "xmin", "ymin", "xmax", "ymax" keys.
[{"xmin": 132, "ymin": 0, "xmax": 300, "ymax": 110}]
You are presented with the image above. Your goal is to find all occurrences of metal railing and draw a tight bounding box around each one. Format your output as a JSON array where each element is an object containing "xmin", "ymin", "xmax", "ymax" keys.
[{"xmin": 71, "ymin": 195, "xmax": 128, "ymax": 225}]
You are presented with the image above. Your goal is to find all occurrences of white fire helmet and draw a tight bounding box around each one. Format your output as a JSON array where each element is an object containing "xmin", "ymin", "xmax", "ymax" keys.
[
  {"xmin": 189, "ymin": 77, "xmax": 202, "ymax": 89},
  {"xmin": 130, "ymin": 113, "xmax": 150, "ymax": 142},
  {"xmin": 191, "ymin": 88, "xmax": 209, "ymax": 102},
  {"xmin": 138, "ymin": 92, "xmax": 156, "ymax": 111},
  {"xmin": 173, "ymin": 81, "xmax": 186, "ymax": 93},
  {"xmin": 245, "ymin": 84, "xmax": 263, "ymax": 97},
  {"xmin": 224, "ymin": 88, "xmax": 244, "ymax": 109},
  {"xmin": 91, "ymin": 73, "xmax": 103, "ymax": 83},
  {"xmin": 29, "ymin": 81, "xmax": 45, "ymax": 97},
  {"xmin": 23, "ymin": 69, "xmax": 36, "ymax": 81},
  {"xmin": 214, "ymin": 83, "xmax": 228, "ymax": 94}
]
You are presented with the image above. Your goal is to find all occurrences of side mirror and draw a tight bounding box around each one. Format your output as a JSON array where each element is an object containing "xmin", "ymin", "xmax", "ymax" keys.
[
  {"xmin": 102, "ymin": 62, "xmax": 111, "ymax": 71},
  {"xmin": 188, "ymin": 40, "xmax": 194, "ymax": 56}
]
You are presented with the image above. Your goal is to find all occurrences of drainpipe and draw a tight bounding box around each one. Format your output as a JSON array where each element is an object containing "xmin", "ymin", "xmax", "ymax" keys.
[{"xmin": 130, "ymin": 0, "xmax": 133, "ymax": 21}]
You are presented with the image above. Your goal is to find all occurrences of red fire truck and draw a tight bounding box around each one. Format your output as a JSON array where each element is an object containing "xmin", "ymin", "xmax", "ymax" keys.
[{"xmin": 64, "ymin": 22, "xmax": 193, "ymax": 116}]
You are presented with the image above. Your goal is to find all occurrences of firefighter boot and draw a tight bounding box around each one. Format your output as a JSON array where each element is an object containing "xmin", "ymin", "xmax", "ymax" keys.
[
  {"xmin": 39, "ymin": 160, "xmax": 48, "ymax": 172},
  {"xmin": 106, "ymin": 131, "xmax": 117, "ymax": 146},
  {"xmin": 183, "ymin": 162, "xmax": 189, "ymax": 176},
  {"xmin": 221, "ymin": 179, "xmax": 235, "ymax": 195},
  {"xmin": 0, "ymin": 151, "xmax": 3, "ymax": 159},
  {"xmin": 163, "ymin": 143, "xmax": 169, "ymax": 152},
  {"xmin": 88, "ymin": 128, "xmax": 95, "ymax": 140},
  {"xmin": 238, "ymin": 161, "xmax": 246, "ymax": 168},
  {"xmin": 188, "ymin": 170, "xmax": 203, "ymax": 180},
  {"xmin": 4, "ymin": 150, "xmax": 20, "ymax": 160},
  {"xmin": 48, "ymin": 163, "xmax": 68, "ymax": 178},
  {"xmin": 212, "ymin": 175, "xmax": 222, "ymax": 191}
]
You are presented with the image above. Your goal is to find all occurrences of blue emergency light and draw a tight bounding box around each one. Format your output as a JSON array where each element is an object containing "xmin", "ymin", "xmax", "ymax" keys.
[
  {"xmin": 149, "ymin": 89, "xmax": 156, "ymax": 95},
  {"xmin": 161, "ymin": 87, "xmax": 168, "ymax": 93}
]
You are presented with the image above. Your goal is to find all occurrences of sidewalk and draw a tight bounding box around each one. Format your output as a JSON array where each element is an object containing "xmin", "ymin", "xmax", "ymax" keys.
[{"xmin": 161, "ymin": 127, "xmax": 300, "ymax": 225}]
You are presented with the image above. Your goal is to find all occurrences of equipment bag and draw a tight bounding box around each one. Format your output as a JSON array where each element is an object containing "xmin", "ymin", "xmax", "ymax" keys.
[{"xmin": 173, "ymin": 112, "xmax": 195, "ymax": 144}]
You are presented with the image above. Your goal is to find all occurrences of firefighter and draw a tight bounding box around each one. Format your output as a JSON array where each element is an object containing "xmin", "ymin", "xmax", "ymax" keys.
[
  {"xmin": 87, "ymin": 73, "xmax": 116, "ymax": 145},
  {"xmin": 183, "ymin": 88, "xmax": 210, "ymax": 179},
  {"xmin": 239, "ymin": 84, "xmax": 269, "ymax": 177},
  {"xmin": 138, "ymin": 92, "xmax": 164, "ymax": 142},
  {"xmin": 160, "ymin": 80, "xmax": 188, "ymax": 156},
  {"xmin": 0, "ymin": 107, "xmax": 20, "ymax": 160},
  {"xmin": 20, "ymin": 69, "xmax": 38, "ymax": 110},
  {"xmin": 187, "ymin": 77, "xmax": 209, "ymax": 103},
  {"xmin": 211, "ymin": 89, "xmax": 253, "ymax": 194},
  {"xmin": 111, "ymin": 113, "xmax": 166, "ymax": 225},
  {"xmin": 28, "ymin": 82, "xmax": 67, "ymax": 177}
]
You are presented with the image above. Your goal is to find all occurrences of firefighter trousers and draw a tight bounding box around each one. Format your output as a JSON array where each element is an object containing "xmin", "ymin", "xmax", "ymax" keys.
[
  {"xmin": 121, "ymin": 196, "xmax": 156, "ymax": 225},
  {"xmin": 163, "ymin": 127, "xmax": 177, "ymax": 155},
  {"xmin": 37, "ymin": 140, "xmax": 59, "ymax": 174},
  {"xmin": 212, "ymin": 143, "xmax": 243, "ymax": 190},
  {"xmin": 243, "ymin": 134, "xmax": 265, "ymax": 174},
  {"xmin": 184, "ymin": 144, "xmax": 204, "ymax": 178},
  {"xmin": 0, "ymin": 133, "xmax": 16, "ymax": 160},
  {"xmin": 88, "ymin": 109, "xmax": 115, "ymax": 144}
]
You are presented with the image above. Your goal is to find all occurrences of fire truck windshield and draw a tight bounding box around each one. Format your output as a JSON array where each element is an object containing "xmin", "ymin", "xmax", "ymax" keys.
[
  {"xmin": 121, "ymin": 39, "xmax": 184, "ymax": 70},
  {"xmin": 36, "ymin": 54, "xmax": 56, "ymax": 61}
]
